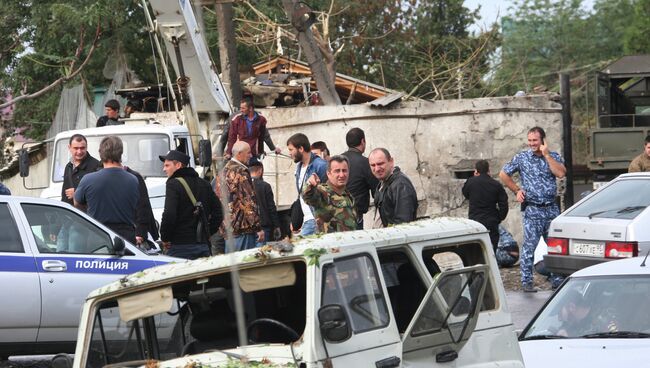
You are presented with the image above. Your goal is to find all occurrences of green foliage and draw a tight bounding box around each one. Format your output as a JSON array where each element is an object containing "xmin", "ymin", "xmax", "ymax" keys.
[
  {"xmin": 303, "ymin": 248, "xmax": 327, "ymax": 267},
  {"xmin": 624, "ymin": 0, "xmax": 650, "ymax": 54},
  {"xmin": 2, "ymin": 0, "xmax": 153, "ymax": 139}
]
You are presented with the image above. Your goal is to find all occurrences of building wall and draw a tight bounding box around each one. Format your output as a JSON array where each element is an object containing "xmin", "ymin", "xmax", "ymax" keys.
[{"xmin": 258, "ymin": 94, "xmax": 564, "ymax": 243}]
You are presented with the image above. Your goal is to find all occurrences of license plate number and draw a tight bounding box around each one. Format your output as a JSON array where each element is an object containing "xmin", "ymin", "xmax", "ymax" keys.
[{"xmin": 571, "ymin": 241, "xmax": 605, "ymax": 257}]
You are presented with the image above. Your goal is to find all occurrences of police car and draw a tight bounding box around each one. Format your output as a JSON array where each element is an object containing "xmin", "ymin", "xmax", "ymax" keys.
[{"xmin": 0, "ymin": 196, "xmax": 178, "ymax": 359}]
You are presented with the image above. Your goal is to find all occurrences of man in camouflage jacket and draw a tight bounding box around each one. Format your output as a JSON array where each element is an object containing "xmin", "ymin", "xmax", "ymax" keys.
[
  {"xmin": 302, "ymin": 155, "xmax": 357, "ymax": 233},
  {"xmin": 223, "ymin": 141, "xmax": 264, "ymax": 251}
]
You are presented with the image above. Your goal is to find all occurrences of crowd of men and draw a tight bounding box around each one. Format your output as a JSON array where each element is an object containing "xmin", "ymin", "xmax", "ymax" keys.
[{"xmin": 6, "ymin": 95, "xmax": 609, "ymax": 293}]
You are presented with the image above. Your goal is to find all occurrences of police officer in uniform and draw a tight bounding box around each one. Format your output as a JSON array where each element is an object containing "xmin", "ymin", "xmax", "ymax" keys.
[{"xmin": 499, "ymin": 126, "xmax": 566, "ymax": 292}]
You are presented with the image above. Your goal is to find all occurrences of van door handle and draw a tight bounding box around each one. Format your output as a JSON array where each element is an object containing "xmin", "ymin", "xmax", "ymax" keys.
[
  {"xmin": 375, "ymin": 356, "xmax": 400, "ymax": 368},
  {"xmin": 42, "ymin": 260, "xmax": 67, "ymax": 272}
]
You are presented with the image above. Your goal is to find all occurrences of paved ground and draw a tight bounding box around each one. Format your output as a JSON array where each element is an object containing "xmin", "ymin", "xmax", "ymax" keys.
[{"xmin": 506, "ymin": 290, "xmax": 553, "ymax": 331}]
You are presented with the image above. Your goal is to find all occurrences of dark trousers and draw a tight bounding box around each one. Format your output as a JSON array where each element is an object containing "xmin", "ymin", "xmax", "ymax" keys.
[
  {"xmin": 167, "ymin": 243, "xmax": 210, "ymax": 260},
  {"xmin": 106, "ymin": 223, "xmax": 136, "ymax": 245},
  {"xmin": 488, "ymin": 225, "xmax": 500, "ymax": 253}
]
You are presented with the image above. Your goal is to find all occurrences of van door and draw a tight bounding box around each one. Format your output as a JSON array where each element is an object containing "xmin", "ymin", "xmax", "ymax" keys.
[
  {"xmin": 18, "ymin": 203, "xmax": 160, "ymax": 343},
  {"xmin": 0, "ymin": 201, "xmax": 41, "ymax": 344},
  {"xmin": 318, "ymin": 252, "xmax": 402, "ymax": 367},
  {"xmin": 401, "ymin": 265, "xmax": 488, "ymax": 367}
]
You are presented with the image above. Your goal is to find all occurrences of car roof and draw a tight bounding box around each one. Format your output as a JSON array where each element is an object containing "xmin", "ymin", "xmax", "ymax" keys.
[
  {"xmin": 87, "ymin": 217, "xmax": 488, "ymax": 299},
  {"xmin": 571, "ymin": 256, "xmax": 650, "ymax": 278},
  {"xmin": 0, "ymin": 195, "xmax": 74, "ymax": 207},
  {"xmin": 614, "ymin": 172, "xmax": 650, "ymax": 180}
]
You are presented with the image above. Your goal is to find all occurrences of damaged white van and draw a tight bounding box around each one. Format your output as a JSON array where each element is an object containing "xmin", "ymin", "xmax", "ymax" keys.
[{"xmin": 65, "ymin": 218, "xmax": 524, "ymax": 368}]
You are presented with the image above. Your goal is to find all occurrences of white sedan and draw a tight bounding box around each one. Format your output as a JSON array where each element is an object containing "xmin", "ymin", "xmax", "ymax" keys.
[{"xmin": 519, "ymin": 255, "xmax": 650, "ymax": 367}]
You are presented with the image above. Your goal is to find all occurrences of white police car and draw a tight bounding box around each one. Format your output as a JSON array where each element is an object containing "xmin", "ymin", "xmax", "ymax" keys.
[{"xmin": 0, "ymin": 196, "xmax": 178, "ymax": 359}]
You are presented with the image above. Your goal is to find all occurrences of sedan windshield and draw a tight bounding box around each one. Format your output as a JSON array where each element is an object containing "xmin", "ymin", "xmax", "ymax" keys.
[
  {"xmin": 565, "ymin": 179, "xmax": 650, "ymax": 219},
  {"xmin": 521, "ymin": 275, "xmax": 650, "ymax": 339},
  {"xmin": 53, "ymin": 134, "xmax": 170, "ymax": 182}
]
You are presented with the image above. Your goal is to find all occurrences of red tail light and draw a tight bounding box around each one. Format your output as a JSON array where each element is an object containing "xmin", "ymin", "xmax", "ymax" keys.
[
  {"xmin": 547, "ymin": 237, "xmax": 568, "ymax": 255},
  {"xmin": 605, "ymin": 241, "xmax": 638, "ymax": 258}
]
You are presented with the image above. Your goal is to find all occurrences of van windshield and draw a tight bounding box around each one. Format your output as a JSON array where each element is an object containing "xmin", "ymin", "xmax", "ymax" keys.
[
  {"xmin": 565, "ymin": 179, "xmax": 650, "ymax": 219},
  {"xmin": 53, "ymin": 134, "xmax": 170, "ymax": 182},
  {"xmin": 83, "ymin": 261, "xmax": 306, "ymax": 368}
]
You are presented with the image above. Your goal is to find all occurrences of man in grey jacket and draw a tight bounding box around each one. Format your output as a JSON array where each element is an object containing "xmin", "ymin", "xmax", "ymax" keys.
[{"xmin": 368, "ymin": 148, "xmax": 418, "ymax": 227}]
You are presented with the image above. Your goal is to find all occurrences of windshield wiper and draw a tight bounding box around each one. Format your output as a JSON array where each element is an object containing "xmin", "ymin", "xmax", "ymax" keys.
[
  {"xmin": 520, "ymin": 334, "xmax": 567, "ymax": 341},
  {"xmin": 581, "ymin": 331, "xmax": 650, "ymax": 339},
  {"xmin": 588, "ymin": 210, "xmax": 608, "ymax": 219},
  {"xmin": 616, "ymin": 206, "xmax": 647, "ymax": 214}
]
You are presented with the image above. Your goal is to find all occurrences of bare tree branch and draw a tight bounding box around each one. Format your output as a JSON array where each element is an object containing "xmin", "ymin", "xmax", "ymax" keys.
[{"xmin": 0, "ymin": 24, "xmax": 101, "ymax": 110}]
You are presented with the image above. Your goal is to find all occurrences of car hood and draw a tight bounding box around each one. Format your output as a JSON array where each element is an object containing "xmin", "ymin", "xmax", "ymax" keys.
[
  {"xmin": 520, "ymin": 339, "xmax": 650, "ymax": 368},
  {"xmin": 150, "ymin": 344, "xmax": 296, "ymax": 368}
]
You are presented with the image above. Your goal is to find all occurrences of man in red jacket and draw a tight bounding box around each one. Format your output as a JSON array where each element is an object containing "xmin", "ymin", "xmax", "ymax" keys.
[{"xmin": 226, "ymin": 98, "xmax": 281, "ymax": 159}]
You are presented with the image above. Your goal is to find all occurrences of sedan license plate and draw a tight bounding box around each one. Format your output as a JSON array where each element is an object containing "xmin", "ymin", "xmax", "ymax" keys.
[{"xmin": 571, "ymin": 241, "xmax": 605, "ymax": 257}]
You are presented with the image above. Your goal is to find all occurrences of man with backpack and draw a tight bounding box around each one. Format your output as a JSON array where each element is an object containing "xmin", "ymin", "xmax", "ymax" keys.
[{"xmin": 159, "ymin": 150, "xmax": 223, "ymax": 259}]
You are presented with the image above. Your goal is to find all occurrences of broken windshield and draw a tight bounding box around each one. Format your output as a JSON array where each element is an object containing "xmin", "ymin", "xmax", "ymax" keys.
[
  {"xmin": 84, "ymin": 261, "xmax": 306, "ymax": 368},
  {"xmin": 53, "ymin": 133, "xmax": 170, "ymax": 182}
]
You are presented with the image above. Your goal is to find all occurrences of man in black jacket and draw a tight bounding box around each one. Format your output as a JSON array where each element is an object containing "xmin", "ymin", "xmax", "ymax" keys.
[
  {"xmin": 248, "ymin": 159, "xmax": 281, "ymax": 245},
  {"xmin": 61, "ymin": 134, "xmax": 101, "ymax": 206},
  {"xmin": 342, "ymin": 128, "xmax": 378, "ymax": 229},
  {"xmin": 462, "ymin": 160, "xmax": 509, "ymax": 252},
  {"xmin": 159, "ymin": 150, "xmax": 223, "ymax": 259},
  {"xmin": 369, "ymin": 148, "xmax": 418, "ymax": 227}
]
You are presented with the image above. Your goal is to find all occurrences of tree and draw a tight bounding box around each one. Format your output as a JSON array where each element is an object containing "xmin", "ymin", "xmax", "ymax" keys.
[
  {"xmin": 214, "ymin": 1, "xmax": 242, "ymax": 105},
  {"xmin": 624, "ymin": 0, "xmax": 650, "ymax": 54},
  {"xmin": 1, "ymin": 0, "xmax": 155, "ymax": 139}
]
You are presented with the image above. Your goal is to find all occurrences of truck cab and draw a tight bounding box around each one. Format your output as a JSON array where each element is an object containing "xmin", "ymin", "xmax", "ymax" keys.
[
  {"xmin": 589, "ymin": 55, "xmax": 650, "ymax": 188},
  {"xmin": 37, "ymin": 122, "xmax": 201, "ymax": 222},
  {"xmin": 67, "ymin": 218, "xmax": 524, "ymax": 368}
]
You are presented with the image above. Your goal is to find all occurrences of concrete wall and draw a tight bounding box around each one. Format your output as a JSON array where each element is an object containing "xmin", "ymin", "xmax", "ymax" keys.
[{"xmin": 258, "ymin": 94, "xmax": 563, "ymax": 243}]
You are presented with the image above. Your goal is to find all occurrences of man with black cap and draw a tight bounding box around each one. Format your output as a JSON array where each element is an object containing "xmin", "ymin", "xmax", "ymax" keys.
[
  {"xmin": 96, "ymin": 99, "xmax": 124, "ymax": 127},
  {"xmin": 159, "ymin": 150, "xmax": 223, "ymax": 259},
  {"xmin": 249, "ymin": 158, "xmax": 281, "ymax": 245}
]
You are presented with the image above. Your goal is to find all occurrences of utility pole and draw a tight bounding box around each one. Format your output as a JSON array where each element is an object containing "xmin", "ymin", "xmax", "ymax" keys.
[
  {"xmin": 281, "ymin": 0, "xmax": 341, "ymax": 105},
  {"xmin": 560, "ymin": 73, "xmax": 574, "ymax": 208}
]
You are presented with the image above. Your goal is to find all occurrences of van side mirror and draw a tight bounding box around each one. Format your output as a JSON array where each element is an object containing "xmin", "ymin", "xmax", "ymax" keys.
[
  {"xmin": 318, "ymin": 304, "xmax": 352, "ymax": 343},
  {"xmin": 51, "ymin": 353, "xmax": 73, "ymax": 368},
  {"xmin": 113, "ymin": 237, "xmax": 126, "ymax": 256},
  {"xmin": 198, "ymin": 139, "xmax": 212, "ymax": 167},
  {"xmin": 19, "ymin": 149, "xmax": 30, "ymax": 177}
]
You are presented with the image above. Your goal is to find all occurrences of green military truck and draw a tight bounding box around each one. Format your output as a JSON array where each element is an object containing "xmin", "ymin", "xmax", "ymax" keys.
[{"xmin": 589, "ymin": 55, "xmax": 650, "ymax": 189}]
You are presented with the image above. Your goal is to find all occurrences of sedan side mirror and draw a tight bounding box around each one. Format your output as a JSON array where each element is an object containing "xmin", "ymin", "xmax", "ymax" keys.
[
  {"xmin": 318, "ymin": 304, "xmax": 352, "ymax": 343},
  {"xmin": 113, "ymin": 237, "xmax": 125, "ymax": 256}
]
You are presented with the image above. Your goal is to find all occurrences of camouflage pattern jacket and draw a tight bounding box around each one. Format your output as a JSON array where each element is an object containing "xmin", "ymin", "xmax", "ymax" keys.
[
  {"xmin": 223, "ymin": 159, "xmax": 261, "ymax": 235},
  {"xmin": 302, "ymin": 182, "xmax": 357, "ymax": 233}
]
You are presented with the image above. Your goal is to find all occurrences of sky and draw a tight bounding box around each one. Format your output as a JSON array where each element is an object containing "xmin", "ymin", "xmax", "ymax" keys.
[{"xmin": 464, "ymin": 0, "xmax": 596, "ymax": 33}]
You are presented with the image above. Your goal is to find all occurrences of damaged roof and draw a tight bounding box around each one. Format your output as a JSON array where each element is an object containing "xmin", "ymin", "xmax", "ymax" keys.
[
  {"xmin": 88, "ymin": 217, "xmax": 486, "ymax": 299},
  {"xmin": 252, "ymin": 56, "xmax": 394, "ymax": 103}
]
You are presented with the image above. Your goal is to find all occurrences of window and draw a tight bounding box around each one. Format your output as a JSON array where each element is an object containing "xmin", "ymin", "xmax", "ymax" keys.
[
  {"xmin": 378, "ymin": 250, "xmax": 427, "ymax": 332},
  {"xmin": 422, "ymin": 242, "xmax": 496, "ymax": 311},
  {"xmin": 522, "ymin": 275, "xmax": 650, "ymax": 339},
  {"xmin": 409, "ymin": 269, "xmax": 485, "ymax": 338},
  {"xmin": 0, "ymin": 203, "xmax": 23, "ymax": 252},
  {"xmin": 53, "ymin": 134, "xmax": 169, "ymax": 182},
  {"xmin": 322, "ymin": 254, "xmax": 390, "ymax": 333},
  {"xmin": 22, "ymin": 204, "xmax": 113, "ymax": 254},
  {"xmin": 565, "ymin": 178, "xmax": 650, "ymax": 219}
]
